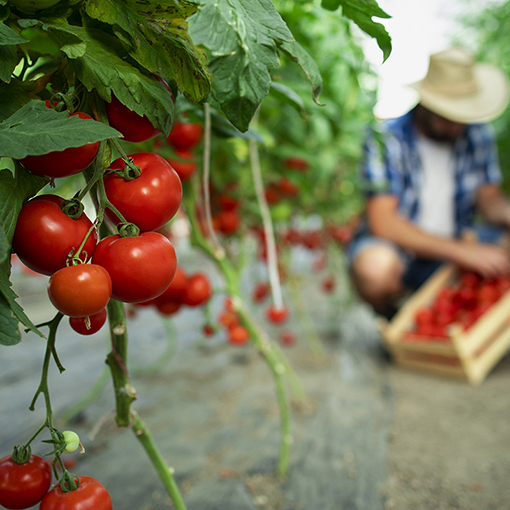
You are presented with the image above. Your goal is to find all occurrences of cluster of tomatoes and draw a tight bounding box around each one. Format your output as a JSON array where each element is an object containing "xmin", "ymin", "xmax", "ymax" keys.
[
  {"xmin": 12, "ymin": 96, "xmax": 204, "ymax": 336},
  {"xmin": 0, "ymin": 452, "xmax": 111, "ymax": 510},
  {"xmin": 133, "ymin": 265, "xmax": 212, "ymax": 316},
  {"xmin": 404, "ymin": 270, "xmax": 510, "ymax": 342}
]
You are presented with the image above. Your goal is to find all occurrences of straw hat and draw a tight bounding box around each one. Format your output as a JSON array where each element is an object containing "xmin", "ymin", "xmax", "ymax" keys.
[{"xmin": 408, "ymin": 47, "xmax": 510, "ymax": 124}]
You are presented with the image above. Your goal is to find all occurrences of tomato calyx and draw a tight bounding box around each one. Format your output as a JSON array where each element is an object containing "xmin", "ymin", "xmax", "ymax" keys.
[
  {"xmin": 110, "ymin": 156, "xmax": 141, "ymax": 181},
  {"xmin": 61, "ymin": 198, "xmax": 84, "ymax": 220},
  {"xmin": 58, "ymin": 470, "xmax": 81, "ymax": 493},
  {"xmin": 117, "ymin": 222, "xmax": 141, "ymax": 238},
  {"xmin": 10, "ymin": 444, "xmax": 32, "ymax": 465}
]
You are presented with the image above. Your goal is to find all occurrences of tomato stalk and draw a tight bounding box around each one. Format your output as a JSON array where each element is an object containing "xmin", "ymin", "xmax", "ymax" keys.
[
  {"xmin": 182, "ymin": 185, "xmax": 301, "ymax": 477},
  {"xmin": 104, "ymin": 299, "xmax": 187, "ymax": 509}
]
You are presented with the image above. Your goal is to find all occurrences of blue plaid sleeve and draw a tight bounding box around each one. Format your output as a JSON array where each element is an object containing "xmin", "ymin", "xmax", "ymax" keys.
[{"xmin": 470, "ymin": 123, "xmax": 502, "ymax": 185}]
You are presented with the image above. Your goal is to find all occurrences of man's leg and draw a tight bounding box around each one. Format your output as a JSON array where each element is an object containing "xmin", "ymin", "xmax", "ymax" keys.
[{"xmin": 349, "ymin": 241, "xmax": 407, "ymax": 318}]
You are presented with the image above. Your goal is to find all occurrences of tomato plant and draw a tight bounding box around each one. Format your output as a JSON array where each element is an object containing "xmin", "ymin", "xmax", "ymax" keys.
[
  {"xmin": 166, "ymin": 122, "xmax": 203, "ymax": 151},
  {"xmin": 48, "ymin": 264, "xmax": 112, "ymax": 317},
  {"xmin": 39, "ymin": 475, "xmax": 112, "ymax": 510},
  {"xmin": 104, "ymin": 153, "xmax": 182, "ymax": 232},
  {"xmin": 12, "ymin": 195, "xmax": 97, "ymax": 276},
  {"xmin": 92, "ymin": 232, "xmax": 177, "ymax": 303},
  {"xmin": 19, "ymin": 102, "xmax": 99, "ymax": 179},
  {"xmin": 69, "ymin": 308, "xmax": 108, "ymax": 335},
  {"xmin": 8, "ymin": 0, "xmax": 61, "ymax": 11},
  {"xmin": 0, "ymin": 454, "xmax": 52, "ymax": 510}
]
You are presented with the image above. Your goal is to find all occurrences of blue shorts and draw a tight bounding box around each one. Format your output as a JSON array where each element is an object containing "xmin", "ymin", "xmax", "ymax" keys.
[{"xmin": 345, "ymin": 224, "xmax": 505, "ymax": 291}]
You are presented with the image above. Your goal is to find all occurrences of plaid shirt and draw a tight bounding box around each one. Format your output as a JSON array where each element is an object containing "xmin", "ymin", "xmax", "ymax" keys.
[{"xmin": 361, "ymin": 108, "xmax": 502, "ymax": 236}]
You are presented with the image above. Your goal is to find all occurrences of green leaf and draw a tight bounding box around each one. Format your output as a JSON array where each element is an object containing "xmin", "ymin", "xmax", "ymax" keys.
[
  {"xmin": 0, "ymin": 43, "xmax": 18, "ymax": 83},
  {"xmin": 188, "ymin": 0, "xmax": 294, "ymax": 132},
  {"xmin": 0, "ymin": 20, "xmax": 28, "ymax": 45},
  {"xmin": 278, "ymin": 40, "xmax": 323, "ymax": 106},
  {"xmin": 322, "ymin": 0, "xmax": 392, "ymax": 62},
  {"xmin": 0, "ymin": 165, "xmax": 47, "ymax": 345},
  {"xmin": 85, "ymin": 0, "xmax": 211, "ymax": 104},
  {"xmin": 0, "ymin": 100, "xmax": 122, "ymax": 159},
  {"xmin": 0, "ymin": 78, "xmax": 36, "ymax": 121},
  {"xmin": 60, "ymin": 25, "xmax": 175, "ymax": 137}
]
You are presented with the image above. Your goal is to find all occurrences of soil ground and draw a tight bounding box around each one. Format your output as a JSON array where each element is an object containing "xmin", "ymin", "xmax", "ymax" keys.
[{"xmin": 2, "ymin": 243, "xmax": 510, "ymax": 510}]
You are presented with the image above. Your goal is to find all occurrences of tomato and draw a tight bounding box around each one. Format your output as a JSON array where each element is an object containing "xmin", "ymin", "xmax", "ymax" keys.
[
  {"xmin": 414, "ymin": 308, "xmax": 434, "ymax": 329},
  {"xmin": 105, "ymin": 95, "xmax": 160, "ymax": 143},
  {"xmin": 0, "ymin": 454, "xmax": 52, "ymax": 509},
  {"xmin": 19, "ymin": 102, "xmax": 99, "ymax": 178},
  {"xmin": 279, "ymin": 330, "xmax": 296, "ymax": 346},
  {"xmin": 218, "ymin": 310, "xmax": 238, "ymax": 328},
  {"xmin": 216, "ymin": 210, "xmax": 241, "ymax": 236},
  {"xmin": 13, "ymin": 194, "xmax": 97, "ymax": 276},
  {"xmin": 264, "ymin": 187, "xmax": 281, "ymax": 204},
  {"xmin": 283, "ymin": 157, "xmax": 309, "ymax": 171},
  {"xmin": 40, "ymin": 475, "xmax": 112, "ymax": 510},
  {"xmin": 48, "ymin": 264, "xmax": 112, "ymax": 317},
  {"xmin": 227, "ymin": 325, "xmax": 249, "ymax": 345},
  {"xmin": 217, "ymin": 195, "xmax": 239, "ymax": 211},
  {"xmin": 166, "ymin": 121, "xmax": 203, "ymax": 151},
  {"xmin": 266, "ymin": 305, "xmax": 289, "ymax": 324},
  {"xmin": 155, "ymin": 300, "xmax": 181, "ymax": 316},
  {"xmin": 104, "ymin": 153, "xmax": 182, "ymax": 232},
  {"xmin": 203, "ymin": 324, "xmax": 214, "ymax": 336},
  {"xmin": 154, "ymin": 266, "xmax": 187, "ymax": 302},
  {"xmin": 277, "ymin": 177, "xmax": 299, "ymax": 196},
  {"xmin": 92, "ymin": 232, "xmax": 177, "ymax": 303},
  {"xmin": 182, "ymin": 273, "xmax": 212, "ymax": 307},
  {"xmin": 166, "ymin": 151, "xmax": 197, "ymax": 182},
  {"xmin": 321, "ymin": 276, "xmax": 335, "ymax": 293},
  {"xmin": 252, "ymin": 281, "xmax": 270, "ymax": 303},
  {"xmin": 69, "ymin": 308, "xmax": 108, "ymax": 335}
]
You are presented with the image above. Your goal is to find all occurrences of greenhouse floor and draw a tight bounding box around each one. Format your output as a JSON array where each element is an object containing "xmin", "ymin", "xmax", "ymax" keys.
[{"xmin": 2, "ymin": 251, "xmax": 510, "ymax": 510}]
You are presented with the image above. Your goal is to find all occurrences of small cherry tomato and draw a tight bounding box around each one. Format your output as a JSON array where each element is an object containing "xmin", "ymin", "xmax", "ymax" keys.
[
  {"xmin": 47, "ymin": 264, "xmax": 112, "ymax": 317},
  {"xmin": 216, "ymin": 210, "xmax": 241, "ymax": 236},
  {"xmin": 69, "ymin": 308, "xmax": 107, "ymax": 335},
  {"xmin": 166, "ymin": 121, "xmax": 203, "ymax": 151},
  {"xmin": 13, "ymin": 194, "xmax": 97, "ymax": 276},
  {"xmin": 252, "ymin": 282, "xmax": 270, "ymax": 304},
  {"xmin": 279, "ymin": 330, "xmax": 296, "ymax": 346},
  {"xmin": 92, "ymin": 232, "xmax": 177, "ymax": 303},
  {"xmin": 166, "ymin": 151, "xmax": 197, "ymax": 181},
  {"xmin": 266, "ymin": 305, "xmax": 289, "ymax": 324},
  {"xmin": 104, "ymin": 153, "xmax": 182, "ymax": 232},
  {"xmin": 155, "ymin": 300, "xmax": 181, "ymax": 316},
  {"xmin": 227, "ymin": 325, "xmax": 250, "ymax": 345},
  {"xmin": 40, "ymin": 475, "xmax": 112, "ymax": 510},
  {"xmin": 0, "ymin": 454, "xmax": 52, "ymax": 510},
  {"xmin": 19, "ymin": 102, "xmax": 99, "ymax": 178},
  {"xmin": 182, "ymin": 273, "xmax": 212, "ymax": 307}
]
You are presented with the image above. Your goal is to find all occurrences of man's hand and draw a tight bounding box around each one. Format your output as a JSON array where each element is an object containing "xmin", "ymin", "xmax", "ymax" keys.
[{"xmin": 452, "ymin": 241, "xmax": 510, "ymax": 279}]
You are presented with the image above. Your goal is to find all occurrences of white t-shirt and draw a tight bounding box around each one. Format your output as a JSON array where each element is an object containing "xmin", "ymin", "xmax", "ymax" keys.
[{"xmin": 415, "ymin": 132, "xmax": 455, "ymax": 238}]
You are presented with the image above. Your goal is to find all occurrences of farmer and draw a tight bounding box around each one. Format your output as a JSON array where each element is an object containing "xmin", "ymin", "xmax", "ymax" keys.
[{"xmin": 347, "ymin": 47, "xmax": 510, "ymax": 319}]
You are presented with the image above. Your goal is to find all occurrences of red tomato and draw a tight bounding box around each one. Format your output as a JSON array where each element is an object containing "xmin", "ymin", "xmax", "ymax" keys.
[
  {"xmin": 104, "ymin": 153, "xmax": 182, "ymax": 232},
  {"xmin": 13, "ymin": 194, "xmax": 97, "ymax": 276},
  {"xmin": 154, "ymin": 266, "xmax": 187, "ymax": 302},
  {"xmin": 459, "ymin": 271, "xmax": 481, "ymax": 288},
  {"xmin": 69, "ymin": 308, "xmax": 108, "ymax": 335},
  {"xmin": 166, "ymin": 121, "xmax": 203, "ymax": 151},
  {"xmin": 92, "ymin": 232, "xmax": 177, "ymax": 303},
  {"xmin": 216, "ymin": 210, "xmax": 241, "ymax": 235},
  {"xmin": 203, "ymin": 324, "xmax": 214, "ymax": 336},
  {"xmin": 228, "ymin": 325, "xmax": 249, "ymax": 345},
  {"xmin": 252, "ymin": 282, "xmax": 270, "ymax": 303},
  {"xmin": 218, "ymin": 310, "xmax": 238, "ymax": 328},
  {"xmin": 415, "ymin": 307, "xmax": 434, "ymax": 329},
  {"xmin": 0, "ymin": 454, "xmax": 52, "ymax": 510},
  {"xmin": 19, "ymin": 102, "xmax": 99, "ymax": 178},
  {"xmin": 182, "ymin": 273, "xmax": 212, "ymax": 307},
  {"xmin": 476, "ymin": 282, "xmax": 500, "ymax": 305},
  {"xmin": 48, "ymin": 264, "xmax": 112, "ymax": 317},
  {"xmin": 266, "ymin": 305, "xmax": 289, "ymax": 324},
  {"xmin": 321, "ymin": 276, "xmax": 335, "ymax": 294},
  {"xmin": 155, "ymin": 300, "xmax": 181, "ymax": 316},
  {"xmin": 277, "ymin": 177, "xmax": 299, "ymax": 196},
  {"xmin": 105, "ymin": 95, "xmax": 160, "ymax": 143},
  {"xmin": 283, "ymin": 157, "xmax": 309, "ymax": 171},
  {"xmin": 264, "ymin": 187, "xmax": 280, "ymax": 204},
  {"xmin": 166, "ymin": 151, "xmax": 197, "ymax": 181},
  {"xmin": 217, "ymin": 195, "xmax": 239, "ymax": 211},
  {"xmin": 40, "ymin": 475, "xmax": 112, "ymax": 510},
  {"xmin": 279, "ymin": 330, "xmax": 296, "ymax": 346}
]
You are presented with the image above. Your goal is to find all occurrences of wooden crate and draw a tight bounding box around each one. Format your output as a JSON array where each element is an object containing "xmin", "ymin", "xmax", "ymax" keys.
[{"xmin": 380, "ymin": 263, "xmax": 510, "ymax": 384}]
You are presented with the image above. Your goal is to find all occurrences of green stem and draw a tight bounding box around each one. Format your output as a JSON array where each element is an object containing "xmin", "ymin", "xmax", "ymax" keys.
[
  {"xmin": 132, "ymin": 412, "xmax": 187, "ymax": 510},
  {"xmin": 104, "ymin": 299, "xmax": 187, "ymax": 508}
]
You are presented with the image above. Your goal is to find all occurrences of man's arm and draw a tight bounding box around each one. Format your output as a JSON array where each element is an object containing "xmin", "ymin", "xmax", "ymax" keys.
[
  {"xmin": 367, "ymin": 194, "xmax": 510, "ymax": 278},
  {"xmin": 476, "ymin": 184, "xmax": 510, "ymax": 228}
]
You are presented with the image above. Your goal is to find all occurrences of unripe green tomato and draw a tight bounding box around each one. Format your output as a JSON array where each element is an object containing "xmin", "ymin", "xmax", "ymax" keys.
[
  {"xmin": 62, "ymin": 430, "xmax": 80, "ymax": 454},
  {"xmin": 8, "ymin": 0, "xmax": 61, "ymax": 11}
]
